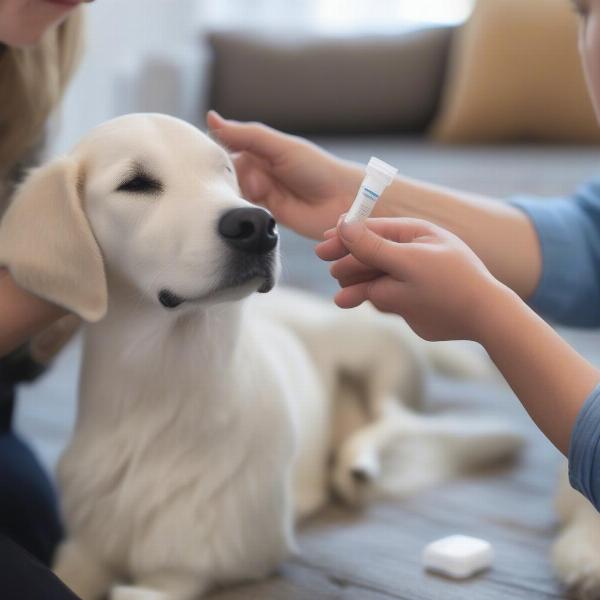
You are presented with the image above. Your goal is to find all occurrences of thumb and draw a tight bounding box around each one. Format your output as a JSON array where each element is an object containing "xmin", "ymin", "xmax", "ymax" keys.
[{"xmin": 337, "ymin": 219, "xmax": 406, "ymax": 277}]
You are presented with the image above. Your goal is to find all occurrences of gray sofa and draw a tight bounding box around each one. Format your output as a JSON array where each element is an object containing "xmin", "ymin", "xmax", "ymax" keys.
[{"xmin": 207, "ymin": 27, "xmax": 453, "ymax": 135}]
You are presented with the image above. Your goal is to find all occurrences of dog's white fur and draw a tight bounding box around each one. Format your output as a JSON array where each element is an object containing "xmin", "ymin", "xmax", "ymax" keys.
[
  {"xmin": 553, "ymin": 466, "xmax": 600, "ymax": 599},
  {"xmin": 0, "ymin": 114, "xmax": 524, "ymax": 600}
]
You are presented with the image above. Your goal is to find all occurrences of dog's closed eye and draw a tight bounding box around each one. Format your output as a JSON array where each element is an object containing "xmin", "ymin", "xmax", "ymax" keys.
[{"xmin": 116, "ymin": 173, "xmax": 163, "ymax": 195}]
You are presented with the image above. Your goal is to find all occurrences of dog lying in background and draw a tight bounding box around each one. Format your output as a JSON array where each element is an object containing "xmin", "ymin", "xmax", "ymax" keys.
[{"xmin": 0, "ymin": 114, "xmax": 522, "ymax": 600}]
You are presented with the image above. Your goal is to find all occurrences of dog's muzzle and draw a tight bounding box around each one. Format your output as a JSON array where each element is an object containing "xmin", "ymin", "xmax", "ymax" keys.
[{"xmin": 157, "ymin": 207, "xmax": 279, "ymax": 310}]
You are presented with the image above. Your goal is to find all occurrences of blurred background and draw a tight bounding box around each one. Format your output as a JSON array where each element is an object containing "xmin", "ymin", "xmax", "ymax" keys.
[
  {"xmin": 17, "ymin": 1, "xmax": 600, "ymax": 598},
  {"xmin": 52, "ymin": 0, "xmax": 474, "ymax": 151}
]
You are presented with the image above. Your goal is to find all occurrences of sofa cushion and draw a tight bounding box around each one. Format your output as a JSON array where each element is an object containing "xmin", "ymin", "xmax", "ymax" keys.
[
  {"xmin": 431, "ymin": 0, "xmax": 600, "ymax": 144},
  {"xmin": 206, "ymin": 27, "xmax": 453, "ymax": 134}
]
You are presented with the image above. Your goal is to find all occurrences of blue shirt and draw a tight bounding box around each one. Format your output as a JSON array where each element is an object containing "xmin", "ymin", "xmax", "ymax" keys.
[{"xmin": 512, "ymin": 182, "xmax": 600, "ymax": 511}]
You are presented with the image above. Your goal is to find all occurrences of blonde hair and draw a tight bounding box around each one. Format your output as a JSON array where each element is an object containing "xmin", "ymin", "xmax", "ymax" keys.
[{"xmin": 0, "ymin": 9, "xmax": 84, "ymax": 182}]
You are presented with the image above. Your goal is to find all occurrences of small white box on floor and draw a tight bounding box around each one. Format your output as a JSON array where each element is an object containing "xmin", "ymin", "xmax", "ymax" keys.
[{"xmin": 422, "ymin": 535, "xmax": 494, "ymax": 579}]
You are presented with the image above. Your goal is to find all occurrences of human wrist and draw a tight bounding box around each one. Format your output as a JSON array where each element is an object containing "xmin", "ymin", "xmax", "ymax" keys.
[
  {"xmin": 372, "ymin": 175, "xmax": 403, "ymax": 218},
  {"xmin": 338, "ymin": 160, "xmax": 367, "ymax": 211},
  {"xmin": 471, "ymin": 279, "xmax": 522, "ymax": 346},
  {"xmin": 374, "ymin": 174, "xmax": 442, "ymax": 220}
]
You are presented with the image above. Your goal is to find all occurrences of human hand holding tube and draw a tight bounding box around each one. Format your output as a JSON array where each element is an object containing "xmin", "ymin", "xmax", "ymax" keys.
[
  {"xmin": 319, "ymin": 214, "xmax": 600, "ymax": 456},
  {"xmin": 316, "ymin": 217, "xmax": 508, "ymax": 342}
]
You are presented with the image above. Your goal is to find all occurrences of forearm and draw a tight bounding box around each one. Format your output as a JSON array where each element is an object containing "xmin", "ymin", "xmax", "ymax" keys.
[
  {"xmin": 373, "ymin": 174, "xmax": 542, "ymax": 299},
  {"xmin": 0, "ymin": 269, "xmax": 65, "ymax": 357},
  {"xmin": 478, "ymin": 284, "xmax": 600, "ymax": 454}
]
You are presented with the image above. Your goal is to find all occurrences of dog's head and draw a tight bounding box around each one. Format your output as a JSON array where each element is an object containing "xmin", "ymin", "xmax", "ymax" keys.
[{"xmin": 0, "ymin": 113, "xmax": 280, "ymax": 321}]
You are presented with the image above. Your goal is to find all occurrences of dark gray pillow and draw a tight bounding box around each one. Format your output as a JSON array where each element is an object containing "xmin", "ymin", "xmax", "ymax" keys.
[{"xmin": 206, "ymin": 27, "xmax": 454, "ymax": 134}]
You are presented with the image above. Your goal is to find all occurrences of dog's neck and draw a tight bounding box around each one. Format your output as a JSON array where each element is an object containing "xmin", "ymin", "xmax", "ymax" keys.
[
  {"xmin": 75, "ymin": 273, "xmax": 256, "ymax": 444},
  {"xmin": 76, "ymin": 273, "xmax": 251, "ymax": 432},
  {"xmin": 101, "ymin": 275, "xmax": 243, "ymax": 352}
]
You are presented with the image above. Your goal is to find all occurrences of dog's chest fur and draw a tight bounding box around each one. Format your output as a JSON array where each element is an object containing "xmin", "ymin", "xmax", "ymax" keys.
[{"xmin": 57, "ymin": 302, "xmax": 301, "ymax": 583}]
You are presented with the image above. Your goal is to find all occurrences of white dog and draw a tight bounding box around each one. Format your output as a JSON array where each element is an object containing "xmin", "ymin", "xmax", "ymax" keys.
[{"xmin": 0, "ymin": 114, "xmax": 522, "ymax": 600}]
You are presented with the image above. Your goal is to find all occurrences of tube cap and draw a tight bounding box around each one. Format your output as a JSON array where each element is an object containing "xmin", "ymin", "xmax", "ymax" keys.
[{"xmin": 366, "ymin": 157, "xmax": 398, "ymax": 186}]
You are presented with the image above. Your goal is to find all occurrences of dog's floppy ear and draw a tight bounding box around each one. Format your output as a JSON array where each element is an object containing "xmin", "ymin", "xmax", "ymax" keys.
[{"xmin": 0, "ymin": 157, "xmax": 107, "ymax": 322}]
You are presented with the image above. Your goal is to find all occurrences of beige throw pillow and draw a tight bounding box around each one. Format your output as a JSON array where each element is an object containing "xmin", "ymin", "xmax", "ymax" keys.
[{"xmin": 431, "ymin": 0, "xmax": 600, "ymax": 143}]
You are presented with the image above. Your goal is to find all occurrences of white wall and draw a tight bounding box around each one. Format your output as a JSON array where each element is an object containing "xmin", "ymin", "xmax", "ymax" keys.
[{"xmin": 51, "ymin": 0, "xmax": 204, "ymax": 154}]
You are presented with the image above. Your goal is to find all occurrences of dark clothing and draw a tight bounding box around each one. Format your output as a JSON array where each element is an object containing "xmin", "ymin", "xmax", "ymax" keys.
[
  {"xmin": 0, "ymin": 344, "xmax": 62, "ymax": 565},
  {"xmin": 0, "ymin": 428, "xmax": 63, "ymax": 565},
  {"xmin": 0, "ymin": 534, "xmax": 80, "ymax": 600},
  {"xmin": 0, "ymin": 345, "xmax": 76, "ymax": 598},
  {"xmin": 0, "ymin": 381, "xmax": 13, "ymax": 432}
]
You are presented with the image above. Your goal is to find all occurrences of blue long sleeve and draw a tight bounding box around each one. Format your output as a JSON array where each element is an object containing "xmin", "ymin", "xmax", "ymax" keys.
[
  {"xmin": 569, "ymin": 383, "xmax": 600, "ymax": 509},
  {"xmin": 512, "ymin": 184, "xmax": 600, "ymax": 511},
  {"xmin": 511, "ymin": 180, "xmax": 600, "ymax": 327}
]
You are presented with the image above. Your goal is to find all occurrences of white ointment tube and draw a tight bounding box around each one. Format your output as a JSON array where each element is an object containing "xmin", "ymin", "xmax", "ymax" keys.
[{"xmin": 344, "ymin": 157, "xmax": 398, "ymax": 223}]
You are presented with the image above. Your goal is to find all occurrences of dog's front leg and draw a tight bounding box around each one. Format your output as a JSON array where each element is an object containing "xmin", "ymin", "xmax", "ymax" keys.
[
  {"xmin": 53, "ymin": 538, "xmax": 114, "ymax": 600},
  {"xmin": 331, "ymin": 400, "xmax": 417, "ymax": 506},
  {"xmin": 110, "ymin": 571, "xmax": 207, "ymax": 600}
]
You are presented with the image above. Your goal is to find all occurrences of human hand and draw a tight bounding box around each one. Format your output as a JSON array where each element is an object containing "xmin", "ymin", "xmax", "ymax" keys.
[
  {"xmin": 316, "ymin": 217, "xmax": 507, "ymax": 342},
  {"xmin": 0, "ymin": 269, "xmax": 66, "ymax": 358},
  {"xmin": 207, "ymin": 111, "xmax": 362, "ymax": 240}
]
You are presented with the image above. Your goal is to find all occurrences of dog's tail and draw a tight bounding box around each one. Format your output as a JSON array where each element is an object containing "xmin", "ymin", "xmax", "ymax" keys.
[{"xmin": 378, "ymin": 414, "xmax": 524, "ymax": 499}]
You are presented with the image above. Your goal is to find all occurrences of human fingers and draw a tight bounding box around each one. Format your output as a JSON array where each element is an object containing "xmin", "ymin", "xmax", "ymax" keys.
[{"xmin": 208, "ymin": 111, "xmax": 293, "ymax": 164}]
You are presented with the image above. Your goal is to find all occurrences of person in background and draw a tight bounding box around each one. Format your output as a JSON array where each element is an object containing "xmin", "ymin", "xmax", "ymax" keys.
[{"xmin": 0, "ymin": 0, "xmax": 91, "ymax": 597}]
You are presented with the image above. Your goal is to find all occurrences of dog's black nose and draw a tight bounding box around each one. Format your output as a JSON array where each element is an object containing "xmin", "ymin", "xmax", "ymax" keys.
[{"xmin": 218, "ymin": 207, "xmax": 278, "ymax": 254}]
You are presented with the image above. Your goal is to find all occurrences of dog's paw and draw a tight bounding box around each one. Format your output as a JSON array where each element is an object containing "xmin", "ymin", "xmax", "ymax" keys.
[
  {"xmin": 111, "ymin": 585, "xmax": 168, "ymax": 600},
  {"xmin": 567, "ymin": 580, "xmax": 600, "ymax": 600},
  {"xmin": 331, "ymin": 447, "xmax": 379, "ymax": 507},
  {"xmin": 553, "ymin": 527, "xmax": 600, "ymax": 600}
]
